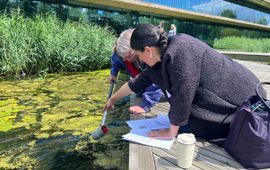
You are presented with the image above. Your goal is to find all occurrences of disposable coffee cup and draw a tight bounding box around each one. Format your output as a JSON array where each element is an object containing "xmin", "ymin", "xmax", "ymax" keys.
[{"xmin": 176, "ymin": 133, "xmax": 196, "ymax": 169}]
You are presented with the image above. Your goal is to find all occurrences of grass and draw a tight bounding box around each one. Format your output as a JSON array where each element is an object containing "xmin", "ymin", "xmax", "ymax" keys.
[
  {"xmin": 213, "ymin": 36, "xmax": 270, "ymax": 53},
  {"xmin": 0, "ymin": 12, "xmax": 116, "ymax": 78}
]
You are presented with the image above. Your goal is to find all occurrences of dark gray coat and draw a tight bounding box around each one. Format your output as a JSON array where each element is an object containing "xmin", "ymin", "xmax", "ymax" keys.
[{"xmin": 128, "ymin": 34, "xmax": 262, "ymax": 126}]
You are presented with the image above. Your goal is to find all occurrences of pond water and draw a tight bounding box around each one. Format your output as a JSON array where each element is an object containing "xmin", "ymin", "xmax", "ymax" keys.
[{"xmin": 0, "ymin": 70, "xmax": 130, "ymax": 169}]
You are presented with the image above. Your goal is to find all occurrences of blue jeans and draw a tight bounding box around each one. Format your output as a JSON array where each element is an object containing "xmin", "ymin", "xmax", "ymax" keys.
[{"xmin": 139, "ymin": 84, "xmax": 164, "ymax": 112}]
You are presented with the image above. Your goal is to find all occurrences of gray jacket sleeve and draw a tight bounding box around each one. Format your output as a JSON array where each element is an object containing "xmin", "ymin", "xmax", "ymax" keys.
[{"xmin": 167, "ymin": 41, "xmax": 202, "ymax": 126}]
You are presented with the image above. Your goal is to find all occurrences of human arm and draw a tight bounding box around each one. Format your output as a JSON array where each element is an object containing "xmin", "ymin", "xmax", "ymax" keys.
[
  {"xmin": 147, "ymin": 37, "xmax": 202, "ymax": 140},
  {"xmin": 105, "ymin": 70, "xmax": 153, "ymax": 111},
  {"xmin": 108, "ymin": 75, "xmax": 117, "ymax": 83},
  {"xmin": 167, "ymin": 40, "xmax": 202, "ymax": 126},
  {"xmin": 104, "ymin": 82, "xmax": 134, "ymax": 111},
  {"xmin": 129, "ymin": 84, "xmax": 163, "ymax": 114},
  {"xmin": 109, "ymin": 53, "xmax": 125, "ymax": 83}
]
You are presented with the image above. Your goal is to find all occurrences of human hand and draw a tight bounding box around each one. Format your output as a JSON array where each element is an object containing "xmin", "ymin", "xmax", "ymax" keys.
[
  {"xmin": 103, "ymin": 97, "xmax": 116, "ymax": 112},
  {"xmin": 147, "ymin": 129, "xmax": 176, "ymax": 140},
  {"xmin": 128, "ymin": 106, "xmax": 146, "ymax": 114},
  {"xmin": 108, "ymin": 75, "xmax": 116, "ymax": 83}
]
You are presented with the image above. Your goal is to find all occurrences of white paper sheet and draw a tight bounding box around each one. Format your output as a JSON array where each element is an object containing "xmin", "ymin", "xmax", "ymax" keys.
[
  {"xmin": 123, "ymin": 114, "xmax": 175, "ymax": 150},
  {"xmin": 122, "ymin": 133, "xmax": 174, "ymax": 150}
]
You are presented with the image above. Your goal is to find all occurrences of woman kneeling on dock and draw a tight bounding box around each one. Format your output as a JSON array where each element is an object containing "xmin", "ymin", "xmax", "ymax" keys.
[{"xmin": 104, "ymin": 24, "xmax": 265, "ymax": 145}]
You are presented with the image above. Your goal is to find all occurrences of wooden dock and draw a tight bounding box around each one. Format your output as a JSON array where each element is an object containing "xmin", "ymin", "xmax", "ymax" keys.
[{"xmin": 129, "ymin": 60, "xmax": 270, "ymax": 170}]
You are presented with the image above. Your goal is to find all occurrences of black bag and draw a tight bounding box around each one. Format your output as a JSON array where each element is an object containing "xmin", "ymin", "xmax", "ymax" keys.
[{"xmin": 224, "ymin": 82, "xmax": 270, "ymax": 169}]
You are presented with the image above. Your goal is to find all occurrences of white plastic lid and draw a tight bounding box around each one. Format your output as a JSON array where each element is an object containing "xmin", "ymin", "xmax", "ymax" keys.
[{"xmin": 177, "ymin": 133, "xmax": 196, "ymax": 145}]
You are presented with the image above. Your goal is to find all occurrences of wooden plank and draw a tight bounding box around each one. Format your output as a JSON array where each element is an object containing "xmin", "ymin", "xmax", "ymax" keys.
[
  {"xmin": 153, "ymin": 148, "xmax": 201, "ymax": 170},
  {"xmin": 148, "ymin": 102, "xmax": 170, "ymax": 117},
  {"xmin": 153, "ymin": 146, "xmax": 231, "ymax": 170},
  {"xmin": 195, "ymin": 140, "xmax": 236, "ymax": 160},
  {"xmin": 155, "ymin": 139, "xmax": 243, "ymax": 170},
  {"xmin": 151, "ymin": 102, "xmax": 170, "ymax": 112},
  {"xmin": 195, "ymin": 145, "xmax": 242, "ymax": 169},
  {"xmin": 153, "ymin": 154, "xmax": 183, "ymax": 170},
  {"xmin": 236, "ymin": 60, "xmax": 270, "ymax": 96},
  {"xmin": 129, "ymin": 97, "xmax": 155, "ymax": 170},
  {"xmin": 164, "ymin": 140, "xmax": 243, "ymax": 169},
  {"xmin": 129, "ymin": 142, "xmax": 155, "ymax": 170},
  {"xmin": 157, "ymin": 147, "xmax": 236, "ymax": 170},
  {"xmin": 194, "ymin": 151, "xmax": 237, "ymax": 170}
]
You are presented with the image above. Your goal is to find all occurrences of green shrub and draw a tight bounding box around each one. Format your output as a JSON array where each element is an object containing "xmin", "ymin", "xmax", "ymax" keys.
[
  {"xmin": 213, "ymin": 36, "xmax": 270, "ymax": 53},
  {"xmin": 0, "ymin": 12, "xmax": 116, "ymax": 78}
]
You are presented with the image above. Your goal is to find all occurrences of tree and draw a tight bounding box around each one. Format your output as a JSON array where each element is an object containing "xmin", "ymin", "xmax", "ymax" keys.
[
  {"xmin": 0, "ymin": 0, "xmax": 10, "ymax": 13},
  {"xmin": 220, "ymin": 9, "xmax": 237, "ymax": 19},
  {"xmin": 22, "ymin": 0, "xmax": 37, "ymax": 17}
]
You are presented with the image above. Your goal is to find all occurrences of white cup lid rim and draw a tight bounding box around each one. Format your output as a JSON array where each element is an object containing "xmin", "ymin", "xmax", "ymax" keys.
[{"xmin": 177, "ymin": 133, "xmax": 196, "ymax": 144}]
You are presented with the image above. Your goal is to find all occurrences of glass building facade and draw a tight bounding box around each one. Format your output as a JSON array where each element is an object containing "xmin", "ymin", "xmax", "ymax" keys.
[
  {"xmin": 143, "ymin": 0, "xmax": 270, "ymax": 26},
  {"xmin": 1, "ymin": 0, "xmax": 270, "ymax": 46}
]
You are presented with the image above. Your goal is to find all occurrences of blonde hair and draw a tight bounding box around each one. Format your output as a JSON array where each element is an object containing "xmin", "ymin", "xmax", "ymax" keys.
[
  {"xmin": 171, "ymin": 24, "xmax": 176, "ymax": 30},
  {"xmin": 116, "ymin": 29, "xmax": 134, "ymax": 58}
]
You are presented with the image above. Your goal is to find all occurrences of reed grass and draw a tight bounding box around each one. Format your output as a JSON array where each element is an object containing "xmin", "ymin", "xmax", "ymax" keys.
[
  {"xmin": 0, "ymin": 12, "xmax": 116, "ymax": 78},
  {"xmin": 213, "ymin": 36, "xmax": 270, "ymax": 53}
]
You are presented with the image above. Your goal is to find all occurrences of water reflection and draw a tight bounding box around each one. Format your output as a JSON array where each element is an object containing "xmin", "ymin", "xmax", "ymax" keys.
[{"xmin": 0, "ymin": 70, "xmax": 129, "ymax": 169}]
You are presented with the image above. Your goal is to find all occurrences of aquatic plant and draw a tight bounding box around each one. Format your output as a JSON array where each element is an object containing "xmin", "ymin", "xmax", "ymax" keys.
[
  {"xmin": 213, "ymin": 36, "xmax": 270, "ymax": 53},
  {"xmin": 0, "ymin": 12, "xmax": 116, "ymax": 78}
]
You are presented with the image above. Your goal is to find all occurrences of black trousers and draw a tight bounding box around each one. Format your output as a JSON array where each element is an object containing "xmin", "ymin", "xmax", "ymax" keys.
[{"xmin": 179, "ymin": 116, "xmax": 230, "ymax": 146}]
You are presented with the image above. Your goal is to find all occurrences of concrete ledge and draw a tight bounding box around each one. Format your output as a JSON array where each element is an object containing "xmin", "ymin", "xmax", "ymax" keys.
[{"xmin": 217, "ymin": 50, "xmax": 270, "ymax": 62}]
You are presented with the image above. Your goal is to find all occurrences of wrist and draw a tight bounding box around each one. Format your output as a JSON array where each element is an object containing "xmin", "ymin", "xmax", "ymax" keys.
[
  {"xmin": 168, "ymin": 130, "xmax": 177, "ymax": 138},
  {"xmin": 110, "ymin": 96, "xmax": 117, "ymax": 102},
  {"xmin": 169, "ymin": 124, "xmax": 180, "ymax": 138}
]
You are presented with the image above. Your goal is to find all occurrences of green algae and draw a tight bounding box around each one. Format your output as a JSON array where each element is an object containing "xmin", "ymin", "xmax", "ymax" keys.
[
  {"xmin": 0, "ymin": 99, "xmax": 31, "ymax": 132},
  {"xmin": 0, "ymin": 70, "xmax": 130, "ymax": 169},
  {"xmin": 0, "ymin": 140, "xmax": 38, "ymax": 169},
  {"xmin": 0, "ymin": 119, "xmax": 13, "ymax": 132}
]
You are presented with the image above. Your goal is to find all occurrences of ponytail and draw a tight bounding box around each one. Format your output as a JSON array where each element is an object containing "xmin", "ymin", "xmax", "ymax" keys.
[
  {"xmin": 131, "ymin": 24, "xmax": 168, "ymax": 54},
  {"xmin": 158, "ymin": 31, "xmax": 167, "ymax": 52}
]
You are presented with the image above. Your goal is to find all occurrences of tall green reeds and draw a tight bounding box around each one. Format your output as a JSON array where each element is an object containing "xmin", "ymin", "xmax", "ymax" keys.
[
  {"xmin": 213, "ymin": 36, "xmax": 270, "ymax": 53},
  {"xmin": 0, "ymin": 12, "xmax": 116, "ymax": 78}
]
